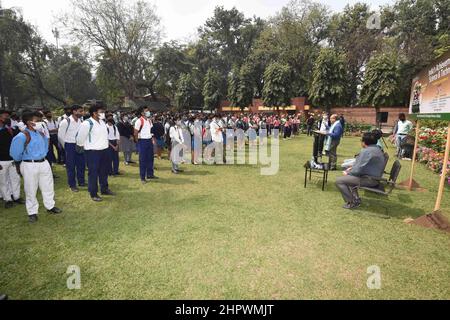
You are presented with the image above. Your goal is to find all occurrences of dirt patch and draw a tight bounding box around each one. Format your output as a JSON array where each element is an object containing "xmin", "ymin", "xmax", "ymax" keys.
[
  {"xmin": 405, "ymin": 211, "xmax": 450, "ymax": 233},
  {"xmin": 397, "ymin": 179, "xmax": 427, "ymax": 192}
]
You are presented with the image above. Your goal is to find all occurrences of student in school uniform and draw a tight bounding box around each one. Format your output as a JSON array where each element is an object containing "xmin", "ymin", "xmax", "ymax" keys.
[
  {"xmin": 134, "ymin": 106, "xmax": 158, "ymax": 184},
  {"xmin": 58, "ymin": 105, "xmax": 86, "ymax": 192},
  {"xmin": 9, "ymin": 112, "xmax": 62, "ymax": 223},
  {"xmin": 106, "ymin": 114, "xmax": 121, "ymax": 176},
  {"xmin": 0, "ymin": 110, "xmax": 24, "ymax": 209},
  {"xmin": 44, "ymin": 110, "xmax": 62, "ymax": 165},
  {"xmin": 76, "ymin": 104, "xmax": 115, "ymax": 202},
  {"xmin": 57, "ymin": 106, "xmax": 72, "ymax": 165}
]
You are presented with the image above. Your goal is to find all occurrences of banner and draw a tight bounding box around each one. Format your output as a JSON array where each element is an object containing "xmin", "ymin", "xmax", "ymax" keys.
[{"xmin": 410, "ymin": 50, "xmax": 450, "ymax": 120}]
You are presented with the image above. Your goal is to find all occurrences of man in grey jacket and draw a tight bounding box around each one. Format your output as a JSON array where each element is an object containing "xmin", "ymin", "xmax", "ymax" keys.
[{"xmin": 336, "ymin": 132, "xmax": 386, "ymax": 209}]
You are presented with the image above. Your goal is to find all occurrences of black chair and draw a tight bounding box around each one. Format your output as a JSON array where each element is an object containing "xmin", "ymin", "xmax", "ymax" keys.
[{"xmin": 359, "ymin": 160, "xmax": 402, "ymax": 196}]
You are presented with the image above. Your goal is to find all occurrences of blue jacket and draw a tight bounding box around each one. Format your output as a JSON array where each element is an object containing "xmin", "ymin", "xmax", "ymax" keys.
[{"xmin": 327, "ymin": 122, "xmax": 343, "ymax": 141}]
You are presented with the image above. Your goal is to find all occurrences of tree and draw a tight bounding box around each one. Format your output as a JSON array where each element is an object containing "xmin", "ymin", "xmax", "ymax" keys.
[
  {"xmin": 148, "ymin": 41, "xmax": 192, "ymax": 101},
  {"xmin": 202, "ymin": 68, "xmax": 222, "ymax": 111},
  {"xmin": 262, "ymin": 62, "xmax": 292, "ymax": 111},
  {"xmin": 236, "ymin": 64, "xmax": 254, "ymax": 110},
  {"xmin": 360, "ymin": 52, "xmax": 401, "ymax": 112},
  {"xmin": 198, "ymin": 7, "xmax": 265, "ymax": 99},
  {"xmin": 44, "ymin": 46, "xmax": 96, "ymax": 104},
  {"xmin": 63, "ymin": 0, "xmax": 162, "ymax": 99},
  {"xmin": 227, "ymin": 66, "xmax": 240, "ymax": 107},
  {"xmin": 309, "ymin": 48, "xmax": 347, "ymax": 112},
  {"xmin": 175, "ymin": 73, "xmax": 196, "ymax": 110},
  {"xmin": 328, "ymin": 2, "xmax": 381, "ymax": 105}
]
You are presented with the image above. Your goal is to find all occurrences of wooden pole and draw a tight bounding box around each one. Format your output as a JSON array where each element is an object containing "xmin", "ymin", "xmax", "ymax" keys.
[
  {"xmin": 408, "ymin": 120, "xmax": 421, "ymax": 191},
  {"xmin": 434, "ymin": 122, "xmax": 450, "ymax": 212}
]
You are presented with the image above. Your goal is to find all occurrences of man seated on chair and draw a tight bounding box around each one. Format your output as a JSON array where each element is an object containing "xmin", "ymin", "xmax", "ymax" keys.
[{"xmin": 336, "ymin": 132, "xmax": 386, "ymax": 210}]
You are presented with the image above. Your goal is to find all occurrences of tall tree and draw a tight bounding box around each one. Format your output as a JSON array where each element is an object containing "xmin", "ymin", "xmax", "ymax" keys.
[
  {"xmin": 63, "ymin": 0, "xmax": 162, "ymax": 99},
  {"xmin": 175, "ymin": 73, "xmax": 197, "ymax": 110},
  {"xmin": 328, "ymin": 3, "xmax": 381, "ymax": 105},
  {"xmin": 360, "ymin": 52, "xmax": 401, "ymax": 112},
  {"xmin": 236, "ymin": 63, "xmax": 255, "ymax": 110},
  {"xmin": 262, "ymin": 62, "xmax": 292, "ymax": 111},
  {"xmin": 309, "ymin": 48, "xmax": 347, "ymax": 112},
  {"xmin": 203, "ymin": 68, "xmax": 222, "ymax": 111}
]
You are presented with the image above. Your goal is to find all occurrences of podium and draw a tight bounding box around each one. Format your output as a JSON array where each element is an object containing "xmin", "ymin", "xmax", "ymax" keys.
[{"xmin": 304, "ymin": 131, "xmax": 330, "ymax": 191}]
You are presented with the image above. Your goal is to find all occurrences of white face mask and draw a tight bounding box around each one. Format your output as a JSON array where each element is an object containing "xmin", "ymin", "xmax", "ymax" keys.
[
  {"xmin": 145, "ymin": 111, "xmax": 151, "ymax": 118},
  {"xmin": 34, "ymin": 122, "xmax": 44, "ymax": 131},
  {"xmin": 99, "ymin": 113, "xmax": 106, "ymax": 120}
]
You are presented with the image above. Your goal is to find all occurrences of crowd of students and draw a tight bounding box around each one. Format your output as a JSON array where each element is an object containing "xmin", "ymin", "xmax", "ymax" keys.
[
  {"xmin": 1, "ymin": 104, "xmax": 413, "ymax": 222},
  {"xmin": 0, "ymin": 105, "xmax": 314, "ymax": 223}
]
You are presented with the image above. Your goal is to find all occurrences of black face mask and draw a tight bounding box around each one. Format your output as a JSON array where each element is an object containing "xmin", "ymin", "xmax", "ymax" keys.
[{"xmin": 65, "ymin": 112, "xmax": 71, "ymax": 117}]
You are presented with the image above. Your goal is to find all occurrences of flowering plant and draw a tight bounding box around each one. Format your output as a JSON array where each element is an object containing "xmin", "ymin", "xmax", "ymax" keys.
[{"xmin": 415, "ymin": 127, "xmax": 449, "ymax": 181}]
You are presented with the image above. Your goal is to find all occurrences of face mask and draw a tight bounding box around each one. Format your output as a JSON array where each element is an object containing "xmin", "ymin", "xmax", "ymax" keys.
[
  {"xmin": 65, "ymin": 112, "xmax": 71, "ymax": 117},
  {"xmin": 123, "ymin": 117, "xmax": 129, "ymax": 122},
  {"xmin": 34, "ymin": 122, "xmax": 44, "ymax": 131},
  {"xmin": 99, "ymin": 113, "xmax": 106, "ymax": 120},
  {"xmin": 145, "ymin": 112, "xmax": 151, "ymax": 118}
]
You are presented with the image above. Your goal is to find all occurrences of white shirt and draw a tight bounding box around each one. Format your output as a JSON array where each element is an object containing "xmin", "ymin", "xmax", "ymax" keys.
[
  {"xmin": 134, "ymin": 117, "xmax": 153, "ymax": 139},
  {"xmin": 169, "ymin": 126, "xmax": 184, "ymax": 144},
  {"xmin": 107, "ymin": 124, "xmax": 120, "ymax": 141},
  {"xmin": 210, "ymin": 120, "xmax": 223, "ymax": 143},
  {"xmin": 45, "ymin": 119, "xmax": 58, "ymax": 134},
  {"xmin": 76, "ymin": 118, "xmax": 109, "ymax": 151},
  {"xmin": 397, "ymin": 120, "xmax": 413, "ymax": 135},
  {"xmin": 58, "ymin": 115, "xmax": 82, "ymax": 145}
]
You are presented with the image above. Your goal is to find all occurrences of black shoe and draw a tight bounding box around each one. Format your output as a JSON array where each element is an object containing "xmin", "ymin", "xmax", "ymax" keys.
[
  {"xmin": 171, "ymin": 170, "xmax": 179, "ymax": 174},
  {"xmin": 147, "ymin": 176, "xmax": 159, "ymax": 180},
  {"xmin": 71, "ymin": 187, "xmax": 79, "ymax": 193},
  {"xmin": 176, "ymin": 169, "xmax": 184, "ymax": 173},
  {"xmin": 91, "ymin": 196, "xmax": 103, "ymax": 202},
  {"xmin": 29, "ymin": 214, "xmax": 38, "ymax": 223},
  {"xmin": 353, "ymin": 199, "xmax": 362, "ymax": 208},
  {"xmin": 13, "ymin": 198, "xmax": 25, "ymax": 205},
  {"xmin": 53, "ymin": 175, "xmax": 59, "ymax": 179},
  {"xmin": 343, "ymin": 202, "xmax": 358, "ymax": 210},
  {"xmin": 101, "ymin": 190, "xmax": 116, "ymax": 196},
  {"xmin": 0, "ymin": 294, "xmax": 8, "ymax": 300},
  {"xmin": 48, "ymin": 207, "xmax": 62, "ymax": 215},
  {"xmin": 5, "ymin": 201, "xmax": 14, "ymax": 209}
]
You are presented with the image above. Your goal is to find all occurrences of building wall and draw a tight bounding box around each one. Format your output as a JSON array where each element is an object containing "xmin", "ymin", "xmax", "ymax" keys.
[
  {"xmin": 219, "ymin": 97, "xmax": 408, "ymax": 126},
  {"xmin": 328, "ymin": 106, "xmax": 409, "ymax": 126}
]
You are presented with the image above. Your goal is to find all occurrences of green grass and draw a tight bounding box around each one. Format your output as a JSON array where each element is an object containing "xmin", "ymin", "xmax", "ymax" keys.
[{"xmin": 1, "ymin": 136, "xmax": 450, "ymax": 300}]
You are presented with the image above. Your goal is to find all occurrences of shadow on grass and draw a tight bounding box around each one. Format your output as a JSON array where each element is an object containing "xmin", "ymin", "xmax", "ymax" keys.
[{"xmin": 356, "ymin": 193, "xmax": 426, "ymax": 220}]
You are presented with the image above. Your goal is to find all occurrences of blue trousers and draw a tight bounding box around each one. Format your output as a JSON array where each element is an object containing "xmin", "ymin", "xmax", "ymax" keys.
[
  {"xmin": 85, "ymin": 149, "xmax": 109, "ymax": 197},
  {"xmin": 65, "ymin": 143, "xmax": 86, "ymax": 188},
  {"xmin": 108, "ymin": 140, "xmax": 119, "ymax": 175},
  {"xmin": 138, "ymin": 139, "xmax": 154, "ymax": 181}
]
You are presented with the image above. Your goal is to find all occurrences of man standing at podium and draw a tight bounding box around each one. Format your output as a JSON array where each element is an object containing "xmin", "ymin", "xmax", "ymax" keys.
[{"xmin": 326, "ymin": 114, "xmax": 344, "ymax": 171}]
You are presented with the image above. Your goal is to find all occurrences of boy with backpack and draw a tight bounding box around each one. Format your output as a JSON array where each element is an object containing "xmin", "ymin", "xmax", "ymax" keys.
[{"xmin": 10, "ymin": 112, "xmax": 62, "ymax": 223}]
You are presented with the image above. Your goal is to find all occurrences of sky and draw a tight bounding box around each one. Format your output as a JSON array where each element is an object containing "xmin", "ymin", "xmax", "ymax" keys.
[{"xmin": 2, "ymin": 0, "xmax": 394, "ymax": 45}]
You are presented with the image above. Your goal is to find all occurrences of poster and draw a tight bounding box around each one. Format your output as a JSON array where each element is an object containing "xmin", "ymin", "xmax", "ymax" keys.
[{"xmin": 410, "ymin": 50, "xmax": 450, "ymax": 120}]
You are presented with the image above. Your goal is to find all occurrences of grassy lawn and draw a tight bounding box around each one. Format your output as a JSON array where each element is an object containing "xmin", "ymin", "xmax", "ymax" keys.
[{"xmin": 1, "ymin": 135, "xmax": 449, "ymax": 300}]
